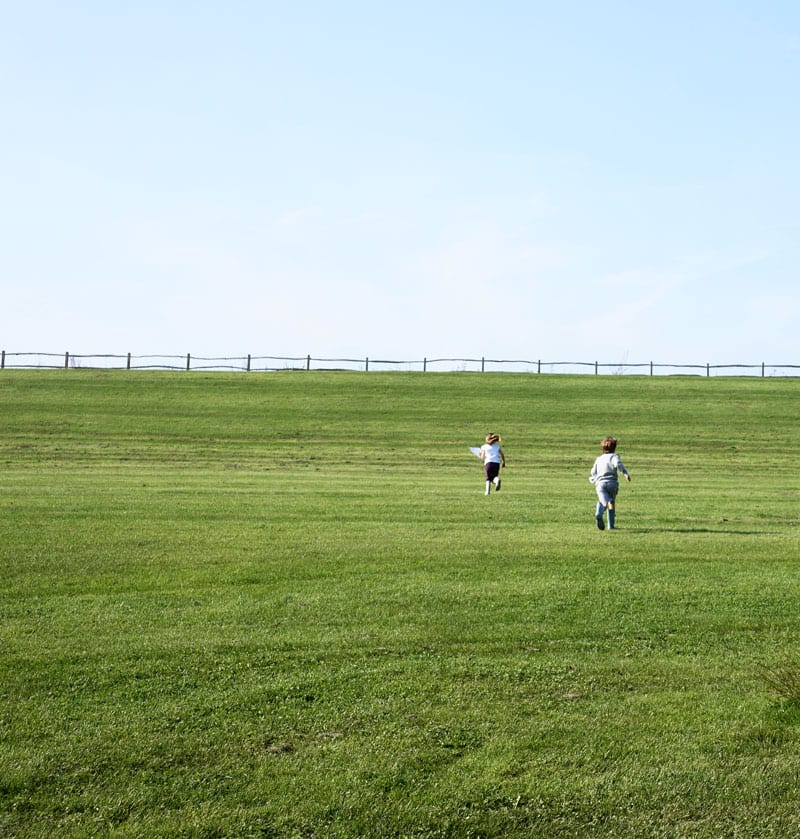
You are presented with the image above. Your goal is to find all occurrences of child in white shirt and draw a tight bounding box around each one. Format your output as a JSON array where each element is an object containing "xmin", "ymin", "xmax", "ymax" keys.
[
  {"xmin": 479, "ymin": 433, "xmax": 506, "ymax": 495},
  {"xmin": 589, "ymin": 436, "xmax": 631, "ymax": 529}
]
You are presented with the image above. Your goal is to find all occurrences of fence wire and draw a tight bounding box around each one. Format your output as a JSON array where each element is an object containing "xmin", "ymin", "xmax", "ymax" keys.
[{"xmin": 1, "ymin": 351, "xmax": 799, "ymax": 377}]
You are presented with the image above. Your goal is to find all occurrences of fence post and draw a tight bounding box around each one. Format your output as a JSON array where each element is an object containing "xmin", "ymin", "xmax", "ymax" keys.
[
  {"xmin": 595, "ymin": 361, "xmax": 598, "ymax": 375},
  {"xmin": 65, "ymin": 352, "xmax": 70, "ymax": 369},
  {"xmin": 537, "ymin": 359, "xmax": 541, "ymax": 374},
  {"xmin": 481, "ymin": 357, "xmax": 485, "ymax": 373},
  {"xmin": 127, "ymin": 352, "xmax": 131, "ymax": 370},
  {"xmin": 247, "ymin": 354, "xmax": 251, "ymax": 372},
  {"xmin": 762, "ymin": 362, "xmax": 765, "ymax": 378},
  {"xmin": 650, "ymin": 361, "xmax": 654, "ymax": 376},
  {"xmin": 365, "ymin": 357, "xmax": 369, "ymax": 372},
  {"xmin": 186, "ymin": 354, "xmax": 191, "ymax": 371},
  {"xmin": 1, "ymin": 350, "xmax": 4, "ymax": 369},
  {"xmin": 423, "ymin": 357, "xmax": 427, "ymax": 372},
  {"xmin": 306, "ymin": 355, "xmax": 311, "ymax": 371},
  {"xmin": 706, "ymin": 363, "xmax": 710, "ymax": 377}
]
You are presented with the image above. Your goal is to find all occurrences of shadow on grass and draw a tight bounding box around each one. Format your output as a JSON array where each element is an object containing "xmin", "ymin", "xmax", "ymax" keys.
[{"xmin": 626, "ymin": 527, "xmax": 774, "ymax": 535}]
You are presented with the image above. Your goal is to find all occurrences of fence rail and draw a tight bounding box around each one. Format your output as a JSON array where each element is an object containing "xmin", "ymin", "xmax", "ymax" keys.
[{"xmin": 1, "ymin": 351, "xmax": 799, "ymax": 377}]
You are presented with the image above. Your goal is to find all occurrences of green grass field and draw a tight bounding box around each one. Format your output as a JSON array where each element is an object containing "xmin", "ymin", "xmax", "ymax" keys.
[{"xmin": 2, "ymin": 370, "xmax": 800, "ymax": 837}]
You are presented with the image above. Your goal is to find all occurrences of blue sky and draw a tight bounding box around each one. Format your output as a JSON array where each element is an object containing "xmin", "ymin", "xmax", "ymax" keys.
[{"xmin": 2, "ymin": 2, "xmax": 799, "ymax": 364}]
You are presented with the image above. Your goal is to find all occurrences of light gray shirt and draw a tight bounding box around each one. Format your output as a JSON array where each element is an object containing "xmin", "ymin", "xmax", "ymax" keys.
[{"xmin": 589, "ymin": 452, "xmax": 629, "ymax": 485}]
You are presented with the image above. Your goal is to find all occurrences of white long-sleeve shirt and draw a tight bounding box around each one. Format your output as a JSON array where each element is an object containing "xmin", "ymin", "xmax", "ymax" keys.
[{"xmin": 589, "ymin": 452, "xmax": 629, "ymax": 485}]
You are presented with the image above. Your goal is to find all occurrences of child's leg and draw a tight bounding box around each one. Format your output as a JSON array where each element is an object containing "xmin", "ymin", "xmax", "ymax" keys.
[
  {"xmin": 595, "ymin": 501, "xmax": 605, "ymax": 529},
  {"xmin": 486, "ymin": 462, "xmax": 500, "ymax": 494},
  {"xmin": 595, "ymin": 486, "xmax": 613, "ymax": 530},
  {"xmin": 608, "ymin": 496, "xmax": 618, "ymax": 529}
]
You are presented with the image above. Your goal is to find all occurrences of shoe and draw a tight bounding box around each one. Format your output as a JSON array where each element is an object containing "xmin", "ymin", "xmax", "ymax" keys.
[
  {"xmin": 596, "ymin": 517, "xmax": 605, "ymax": 530},
  {"xmin": 495, "ymin": 478, "xmax": 501, "ymax": 491}
]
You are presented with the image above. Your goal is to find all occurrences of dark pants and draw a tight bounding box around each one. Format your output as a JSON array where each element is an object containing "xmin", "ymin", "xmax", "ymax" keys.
[{"xmin": 485, "ymin": 462, "xmax": 501, "ymax": 481}]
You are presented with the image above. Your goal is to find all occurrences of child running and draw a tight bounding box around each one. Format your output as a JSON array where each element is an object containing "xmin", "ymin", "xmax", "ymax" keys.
[
  {"xmin": 479, "ymin": 433, "xmax": 506, "ymax": 495},
  {"xmin": 589, "ymin": 436, "xmax": 631, "ymax": 530}
]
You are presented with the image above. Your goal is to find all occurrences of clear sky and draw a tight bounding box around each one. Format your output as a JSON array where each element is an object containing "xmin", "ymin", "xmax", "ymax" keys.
[{"xmin": 3, "ymin": 2, "xmax": 799, "ymax": 365}]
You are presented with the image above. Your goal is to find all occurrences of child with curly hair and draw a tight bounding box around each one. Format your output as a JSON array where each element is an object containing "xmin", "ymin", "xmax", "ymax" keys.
[{"xmin": 589, "ymin": 436, "xmax": 631, "ymax": 529}]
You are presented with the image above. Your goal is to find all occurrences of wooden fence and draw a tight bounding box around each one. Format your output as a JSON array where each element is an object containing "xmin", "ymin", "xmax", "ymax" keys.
[{"xmin": 1, "ymin": 351, "xmax": 799, "ymax": 377}]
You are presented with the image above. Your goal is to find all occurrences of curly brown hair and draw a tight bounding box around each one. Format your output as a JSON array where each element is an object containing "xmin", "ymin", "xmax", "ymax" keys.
[{"xmin": 601, "ymin": 436, "xmax": 617, "ymax": 453}]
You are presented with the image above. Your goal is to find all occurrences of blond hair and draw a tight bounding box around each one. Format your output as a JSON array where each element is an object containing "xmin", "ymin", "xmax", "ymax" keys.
[{"xmin": 485, "ymin": 433, "xmax": 501, "ymax": 444}]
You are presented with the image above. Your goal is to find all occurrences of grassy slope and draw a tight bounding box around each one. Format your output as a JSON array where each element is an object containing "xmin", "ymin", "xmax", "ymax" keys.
[{"xmin": 2, "ymin": 370, "xmax": 800, "ymax": 837}]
